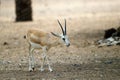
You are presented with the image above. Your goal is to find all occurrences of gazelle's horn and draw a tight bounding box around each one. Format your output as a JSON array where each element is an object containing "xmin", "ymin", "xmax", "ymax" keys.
[
  {"xmin": 57, "ymin": 20, "xmax": 65, "ymax": 35},
  {"xmin": 64, "ymin": 19, "xmax": 66, "ymax": 35}
]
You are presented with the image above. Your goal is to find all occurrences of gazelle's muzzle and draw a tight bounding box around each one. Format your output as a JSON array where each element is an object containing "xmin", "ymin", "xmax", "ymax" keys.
[{"xmin": 66, "ymin": 43, "xmax": 70, "ymax": 47}]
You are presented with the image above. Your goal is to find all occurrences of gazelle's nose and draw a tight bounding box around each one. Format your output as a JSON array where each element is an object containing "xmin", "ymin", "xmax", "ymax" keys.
[{"xmin": 67, "ymin": 43, "xmax": 70, "ymax": 47}]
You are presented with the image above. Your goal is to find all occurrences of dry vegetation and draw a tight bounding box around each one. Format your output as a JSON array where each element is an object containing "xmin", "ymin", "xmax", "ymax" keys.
[{"xmin": 0, "ymin": 0, "xmax": 120, "ymax": 80}]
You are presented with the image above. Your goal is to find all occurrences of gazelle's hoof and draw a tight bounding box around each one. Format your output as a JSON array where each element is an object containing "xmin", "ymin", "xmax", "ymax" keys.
[
  {"xmin": 32, "ymin": 67, "xmax": 35, "ymax": 71},
  {"xmin": 49, "ymin": 68, "xmax": 53, "ymax": 72},
  {"xmin": 29, "ymin": 67, "xmax": 35, "ymax": 72},
  {"xmin": 29, "ymin": 69, "xmax": 33, "ymax": 72},
  {"xmin": 40, "ymin": 68, "xmax": 44, "ymax": 72},
  {"xmin": 29, "ymin": 70, "xmax": 33, "ymax": 72}
]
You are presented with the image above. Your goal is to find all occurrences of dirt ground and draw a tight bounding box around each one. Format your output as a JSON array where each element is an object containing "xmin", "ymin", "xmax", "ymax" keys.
[{"xmin": 0, "ymin": 0, "xmax": 120, "ymax": 80}]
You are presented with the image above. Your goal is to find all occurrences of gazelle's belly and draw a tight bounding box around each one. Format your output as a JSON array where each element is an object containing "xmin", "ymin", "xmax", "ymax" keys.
[{"xmin": 30, "ymin": 41, "xmax": 42, "ymax": 49}]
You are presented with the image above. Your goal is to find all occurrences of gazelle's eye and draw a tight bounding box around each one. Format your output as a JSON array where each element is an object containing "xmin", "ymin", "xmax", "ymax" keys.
[{"xmin": 62, "ymin": 38, "xmax": 65, "ymax": 41}]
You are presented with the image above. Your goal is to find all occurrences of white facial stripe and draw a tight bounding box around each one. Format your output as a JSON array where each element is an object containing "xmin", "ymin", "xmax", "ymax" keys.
[{"xmin": 61, "ymin": 34, "xmax": 70, "ymax": 46}]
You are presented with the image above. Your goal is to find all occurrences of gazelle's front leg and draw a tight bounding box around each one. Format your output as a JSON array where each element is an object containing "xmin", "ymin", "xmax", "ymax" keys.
[
  {"xmin": 40, "ymin": 47, "xmax": 53, "ymax": 72},
  {"xmin": 46, "ymin": 54, "xmax": 53, "ymax": 72},
  {"xmin": 40, "ymin": 52, "xmax": 46, "ymax": 72},
  {"xmin": 29, "ymin": 45, "xmax": 35, "ymax": 72}
]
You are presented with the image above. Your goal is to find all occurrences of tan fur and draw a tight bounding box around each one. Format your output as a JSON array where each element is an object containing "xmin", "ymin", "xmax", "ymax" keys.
[
  {"xmin": 27, "ymin": 29, "xmax": 47, "ymax": 46},
  {"xmin": 27, "ymin": 28, "xmax": 60, "ymax": 49}
]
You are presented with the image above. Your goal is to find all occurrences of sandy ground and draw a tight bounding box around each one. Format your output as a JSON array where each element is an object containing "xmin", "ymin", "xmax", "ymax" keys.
[{"xmin": 0, "ymin": 0, "xmax": 120, "ymax": 80}]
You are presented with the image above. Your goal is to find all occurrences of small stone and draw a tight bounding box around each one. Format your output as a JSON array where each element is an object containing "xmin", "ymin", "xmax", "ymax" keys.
[
  {"xmin": 100, "ymin": 74, "xmax": 103, "ymax": 77},
  {"xmin": 56, "ymin": 73, "xmax": 60, "ymax": 76},
  {"xmin": 95, "ymin": 60, "xmax": 101, "ymax": 63},
  {"xmin": 23, "ymin": 35, "xmax": 26, "ymax": 39},
  {"xmin": 104, "ymin": 61, "xmax": 113, "ymax": 64},
  {"xmin": 94, "ymin": 54, "xmax": 97, "ymax": 57},
  {"xmin": 72, "ymin": 64, "xmax": 80, "ymax": 67},
  {"xmin": 3, "ymin": 42, "xmax": 8, "ymax": 45}
]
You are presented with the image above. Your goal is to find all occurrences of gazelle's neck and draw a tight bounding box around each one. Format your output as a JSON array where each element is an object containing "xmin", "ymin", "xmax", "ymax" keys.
[{"xmin": 47, "ymin": 34, "xmax": 61, "ymax": 50}]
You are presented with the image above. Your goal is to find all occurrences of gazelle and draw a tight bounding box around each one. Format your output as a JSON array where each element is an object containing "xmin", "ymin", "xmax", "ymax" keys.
[{"xmin": 26, "ymin": 19, "xmax": 70, "ymax": 72}]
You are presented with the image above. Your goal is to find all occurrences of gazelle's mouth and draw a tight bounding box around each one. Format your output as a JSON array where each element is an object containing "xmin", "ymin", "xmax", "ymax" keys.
[{"xmin": 66, "ymin": 44, "xmax": 70, "ymax": 47}]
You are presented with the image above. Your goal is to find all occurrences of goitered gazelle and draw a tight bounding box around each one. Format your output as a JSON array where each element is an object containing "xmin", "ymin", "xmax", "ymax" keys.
[{"xmin": 26, "ymin": 19, "xmax": 70, "ymax": 72}]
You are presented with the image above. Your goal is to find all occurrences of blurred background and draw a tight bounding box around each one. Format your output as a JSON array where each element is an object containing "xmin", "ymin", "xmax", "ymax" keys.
[
  {"xmin": 0, "ymin": 0, "xmax": 120, "ymax": 79},
  {"xmin": 0, "ymin": 0, "xmax": 120, "ymax": 21}
]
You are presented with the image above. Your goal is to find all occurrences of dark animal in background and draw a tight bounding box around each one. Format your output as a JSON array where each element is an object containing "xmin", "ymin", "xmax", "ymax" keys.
[
  {"xmin": 112, "ymin": 27, "xmax": 120, "ymax": 37},
  {"xmin": 98, "ymin": 27, "xmax": 120, "ymax": 47},
  {"xmin": 104, "ymin": 28, "xmax": 116, "ymax": 39}
]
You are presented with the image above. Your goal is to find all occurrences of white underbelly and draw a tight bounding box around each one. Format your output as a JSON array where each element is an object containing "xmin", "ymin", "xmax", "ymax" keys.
[{"xmin": 30, "ymin": 41, "xmax": 42, "ymax": 49}]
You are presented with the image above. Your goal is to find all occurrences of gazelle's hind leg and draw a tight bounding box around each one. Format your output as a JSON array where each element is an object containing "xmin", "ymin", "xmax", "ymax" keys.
[{"xmin": 29, "ymin": 45, "xmax": 35, "ymax": 72}]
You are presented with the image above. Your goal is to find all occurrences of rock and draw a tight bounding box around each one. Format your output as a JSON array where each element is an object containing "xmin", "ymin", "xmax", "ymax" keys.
[
  {"xmin": 72, "ymin": 64, "xmax": 80, "ymax": 67},
  {"xmin": 23, "ymin": 35, "xmax": 26, "ymax": 39},
  {"xmin": 56, "ymin": 73, "xmax": 60, "ymax": 76},
  {"xmin": 3, "ymin": 42, "xmax": 8, "ymax": 45},
  {"xmin": 104, "ymin": 60, "xmax": 113, "ymax": 64}
]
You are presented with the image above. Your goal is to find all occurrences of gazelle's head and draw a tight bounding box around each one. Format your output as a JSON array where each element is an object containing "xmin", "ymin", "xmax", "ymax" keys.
[{"xmin": 51, "ymin": 19, "xmax": 70, "ymax": 47}]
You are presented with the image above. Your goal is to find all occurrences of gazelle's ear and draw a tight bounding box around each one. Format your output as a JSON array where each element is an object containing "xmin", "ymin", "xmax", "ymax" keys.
[{"xmin": 51, "ymin": 32, "xmax": 60, "ymax": 37}]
